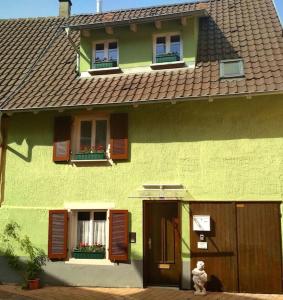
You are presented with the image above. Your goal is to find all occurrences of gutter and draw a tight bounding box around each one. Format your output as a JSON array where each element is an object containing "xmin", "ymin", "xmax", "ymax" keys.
[
  {"xmin": 64, "ymin": 27, "xmax": 80, "ymax": 55},
  {"xmin": 2, "ymin": 90, "xmax": 283, "ymax": 115},
  {"xmin": 0, "ymin": 112, "xmax": 7, "ymax": 208}
]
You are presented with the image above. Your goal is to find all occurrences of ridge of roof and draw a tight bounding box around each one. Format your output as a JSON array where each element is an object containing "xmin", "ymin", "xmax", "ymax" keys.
[
  {"xmin": 0, "ymin": 0, "xmax": 208, "ymax": 22},
  {"xmin": 272, "ymin": 0, "xmax": 283, "ymax": 26},
  {"xmin": 0, "ymin": 16, "xmax": 66, "ymax": 22},
  {"xmin": 70, "ymin": 0, "xmax": 208, "ymax": 17}
]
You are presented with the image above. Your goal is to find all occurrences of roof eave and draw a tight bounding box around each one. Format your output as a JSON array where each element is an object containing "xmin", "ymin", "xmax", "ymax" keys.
[
  {"xmin": 64, "ymin": 9, "xmax": 208, "ymax": 31},
  {"xmin": 2, "ymin": 90, "xmax": 283, "ymax": 114}
]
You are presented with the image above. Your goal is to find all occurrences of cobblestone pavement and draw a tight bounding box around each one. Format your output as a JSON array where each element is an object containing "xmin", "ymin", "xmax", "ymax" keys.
[{"xmin": 0, "ymin": 285, "xmax": 283, "ymax": 300}]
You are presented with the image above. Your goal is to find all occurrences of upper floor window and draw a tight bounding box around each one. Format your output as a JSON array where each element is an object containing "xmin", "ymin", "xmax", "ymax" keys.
[
  {"xmin": 154, "ymin": 33, "xmax": 182, "ymax": 64},
  {"xmin": 92, "ymin": 40, "xmax": 118, "ymax": 69},
  {"xmin": 220, "ymin": 59, "xmax": 244, "ymax": 78},
  {"xmin": 73, "ymin": 115, "xmax": 110, "ymax": 161}
]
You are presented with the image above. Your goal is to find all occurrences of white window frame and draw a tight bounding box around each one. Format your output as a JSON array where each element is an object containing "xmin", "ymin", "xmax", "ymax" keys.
[
  {"xmin": 72, "ymin": 114, "xmax": 110, "ymax": 159},
  {"xmin": 152, "ymin": 32, "xmax": 183, "ymax": 63},
  {"xmin": 92, "ymin": 40, "xmax": 119, "ymax": 69},
  {"xmin": 69, "ymin": 209, "xmax": 111, "ymax": 261}
]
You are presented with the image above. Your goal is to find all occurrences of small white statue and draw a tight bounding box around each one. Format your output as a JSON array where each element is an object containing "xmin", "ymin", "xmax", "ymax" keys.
[{"xmin": 192, "ymin": 261, "xmax": 207, "ymax": 296}]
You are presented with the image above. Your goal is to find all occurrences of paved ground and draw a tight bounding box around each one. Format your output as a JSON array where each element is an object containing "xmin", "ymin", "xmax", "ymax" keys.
[{"xmin": 0, "ymin": 285, "xmax": 283, "ymax": 300}]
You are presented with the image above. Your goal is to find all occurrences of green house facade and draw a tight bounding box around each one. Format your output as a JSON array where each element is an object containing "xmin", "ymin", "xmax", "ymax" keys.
[{"xmin": 0, "ymin": 0, "xmax": 283, "ymax": 293}]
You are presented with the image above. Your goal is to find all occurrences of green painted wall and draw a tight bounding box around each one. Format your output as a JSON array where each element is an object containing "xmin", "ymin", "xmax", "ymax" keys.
[
  {"xmin": 1, "ymin": 94, "xmax": 283, "ymax": 259},
  {"xmin": 80, "ymin": 17, "xmax": 198, "ymax": 72}
]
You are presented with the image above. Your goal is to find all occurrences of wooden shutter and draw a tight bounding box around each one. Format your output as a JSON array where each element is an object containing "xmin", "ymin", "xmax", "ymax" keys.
[
  {"xmin": 109, "ymin": 210, "xmax": 129, "ymax": 262},
  {"xmin": 110, "ymin": 113, "xmax": 128, "ymax": 160},
  {"xmin": 53, "ymin": 116, "xmax": 72, "ymax": 162},
  {"xmin": 48, "ymin": 210, "xmax": 68, "ymax": 260}
]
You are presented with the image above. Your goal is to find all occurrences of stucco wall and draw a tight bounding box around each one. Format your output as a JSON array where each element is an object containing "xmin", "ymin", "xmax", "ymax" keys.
[{"xmin": 0, "ymin": 94, "xmax": 283, "ymax": 286}]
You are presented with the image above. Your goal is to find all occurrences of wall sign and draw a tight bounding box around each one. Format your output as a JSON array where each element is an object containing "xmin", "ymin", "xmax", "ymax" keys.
[
  {"xmin": 193, "ymin": 215, "xmax": 211, "ymax": 231},
  {"xmin": 197, "ymin": 242, "xmax": 208, "ymax": 249}
]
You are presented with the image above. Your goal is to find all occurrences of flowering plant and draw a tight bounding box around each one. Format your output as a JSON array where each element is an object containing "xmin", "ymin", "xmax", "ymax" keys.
[
  {"xmin": 79, "ymin": 145, "xmax": 105, "ymax": 154},
  {"xmin": 73, "ymin": 243, "xmax": 105, "ymax": 253}
]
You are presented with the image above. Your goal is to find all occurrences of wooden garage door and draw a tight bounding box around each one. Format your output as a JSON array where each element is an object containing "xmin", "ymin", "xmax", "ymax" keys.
[
  {"xmin": 237, "ymin": 203, "xmax": 282, "ymax": 293},
  {"xmin": 190, "ymin": 202, "xmax": 282, "ymax": 293},
  {"xmin": 190, "ymin": 202, "xmax": 238, "ymax": 292}
]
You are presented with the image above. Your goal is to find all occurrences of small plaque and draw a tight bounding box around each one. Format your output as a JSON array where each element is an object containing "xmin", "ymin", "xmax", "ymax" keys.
[
  {"xmin": 193, "ymin": 215, "xmax": 211, "ymax": 231},
  {"xmin": 236, "ymin": 204, "xmax": 245, "ymax": 208},
  {"xmin": 197, "ymin": 242, "xmax": 208, "ymax": 249},
  {"xmin": 158, "ymin": 264, "xmax": 170, "ymax": 269}
]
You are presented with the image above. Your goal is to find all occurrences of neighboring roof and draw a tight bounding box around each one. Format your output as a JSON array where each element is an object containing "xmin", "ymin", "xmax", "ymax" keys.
[{"xmin": 0, "ymin": 0, "xmax": 282, "ymax": 112}]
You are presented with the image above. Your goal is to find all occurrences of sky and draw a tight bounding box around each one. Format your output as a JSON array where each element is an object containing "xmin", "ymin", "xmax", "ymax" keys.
[{"xmin": 0, "ymin": 0, "xmax": 282, "ymax": 23}]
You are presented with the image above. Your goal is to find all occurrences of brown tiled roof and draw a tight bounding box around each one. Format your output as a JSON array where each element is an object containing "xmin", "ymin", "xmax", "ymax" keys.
[
  {"xmin": 67, "ymin": 1, "xmax": 208, "ymax": 27},
  {"xmin": 0, "ymin": 0, "xmax": 282, "ymax": 111}
]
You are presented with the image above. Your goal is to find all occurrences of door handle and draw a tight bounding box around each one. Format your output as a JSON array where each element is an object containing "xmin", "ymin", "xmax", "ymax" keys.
[{"xmin": 148, "ymin": 237, "xmax": 152, "ymax": 250}]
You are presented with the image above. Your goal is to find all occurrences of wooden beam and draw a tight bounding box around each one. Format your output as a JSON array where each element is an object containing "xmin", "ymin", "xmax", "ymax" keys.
[
  {"xmin": 105, "ymin": 26, "xmax": 114, "ymax": 35},
  {"xmin": 181, "ymin": 16, "xmax": 188, "ymax": 26},
  {"xmin": 130, "ymin": 23, "xmax": 137, "ymax": 32},
  {"xmin": 155, "ymin": 20, "xmax": 162, "ymax": 29},
  {"xmin": 82, "ymin": 30, "xmax": 90, "ymax": 37}
]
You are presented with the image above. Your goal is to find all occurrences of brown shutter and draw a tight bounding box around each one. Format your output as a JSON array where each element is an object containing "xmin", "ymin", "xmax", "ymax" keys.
[
  {"xmin": 109, "ymin": 210, "xmax": 129, "ymax": 262},
  {"xmin": 48, "ymin": 210, "xmax": 68, "ymax": 260},
  {"xmin": 53, "ymin": 116, "xmax": 72, "ymax": 162},
  {"xmin": 110, "ymin": 113, "xmax": 128, "ymax": 160}
]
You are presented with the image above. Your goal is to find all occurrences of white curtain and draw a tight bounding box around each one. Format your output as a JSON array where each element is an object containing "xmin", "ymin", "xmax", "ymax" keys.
[
  {"xmin": 78, "ymin": 220, "xmax": 90, "ymax": 245},
  {"xmin": 93, "ymin": 220, "xmax": 106, "ymax": 245}
]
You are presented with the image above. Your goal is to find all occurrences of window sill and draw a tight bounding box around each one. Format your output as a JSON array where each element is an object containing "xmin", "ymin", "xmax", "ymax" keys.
[
  {"xmin": 71, "ymin": 159, "xmax": 113, "ymax": 165},
  {"xmin": 88, "ymin": 67, "xmax": 122, "ymax": 75},
  {"xmin": 65, "ymin": 258, "xmax": 114, "ymax": 266},
  {"xmin": 150, "ymin": 61, "xmax": 185, "ymax": 70}
]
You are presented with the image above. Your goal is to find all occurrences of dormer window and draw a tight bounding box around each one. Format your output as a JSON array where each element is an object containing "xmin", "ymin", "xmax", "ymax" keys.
[
  {"xmin": 154, "ymin": 33, "xmax": 182, "ymax": 64},
  {"xmin": 92, "ymin": 40, "xmax": 118, "ymax": 69}
]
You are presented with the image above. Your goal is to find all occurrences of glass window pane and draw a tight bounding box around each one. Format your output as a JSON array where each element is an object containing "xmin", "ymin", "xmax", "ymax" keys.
[
  {"xmin": 156, "ymin": 36, "xmax": 166, "ymax": 55},
  {"xmin": 108, "ymin": 42, "xmax": 118, "ymax": 62},
  {"xmin": 77, "ymin": 212, "xmax": 91, "ymax": 246},
  {"xmin": 170, "ymin": 35, "xmax": 180, "ymax": 57},
  {"xmin": 78, "ymin": 212, "xmax": 90, "ymax": 221},
  {"xmin": 93, "ymin": 220, "xmax": 106, "ymax": 246},
  {"xmin": 95, "ymin": 43, "xmax": 104, "ymax": 61},
  {"xmin": 94, "ymin": 212, "xmax": 107, "ymax": 220},
  {"xmin": 95, "ymin": 120, "xmax": 107, "ymax": 151},
  {"xmin": 223, "ymin": 61, "xmax": 241, "ymax": 76},
  {"xmin": 80, "ymin": 121, "xmax": 92, "ymax": 151}
]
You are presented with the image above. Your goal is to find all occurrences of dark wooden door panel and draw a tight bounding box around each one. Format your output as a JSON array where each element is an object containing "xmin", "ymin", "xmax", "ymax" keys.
[
  {"xmin": 237, "ymin": 203, "xmax": 282, "ymax": 293},
  {"xmin": 144, "ymin": 201, "xmax": 181, "ymax": 287},
  {"xmin": 190, "ymin": 202, "xmax": 238, "ymax": 292}
]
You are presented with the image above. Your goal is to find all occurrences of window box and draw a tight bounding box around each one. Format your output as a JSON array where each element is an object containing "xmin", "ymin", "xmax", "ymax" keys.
[
  {"xmin": 156, "ymin": 53, "xmax": 180, "ymax": 63},
  {"xmin": 72, "ymin": 251, "xmax": 105, "ymax": 259},
  {"xmin": 93, "ymin": 61, "xmax": 118, "ymax": 69},
  {"xmin": 75, "ymin": 152, "xmax": 105, "ymax": 160}
]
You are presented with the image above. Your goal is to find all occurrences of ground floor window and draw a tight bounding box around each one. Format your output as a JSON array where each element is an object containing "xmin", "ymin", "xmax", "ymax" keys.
[{"xmin": 73, "ymin": 210, "xmax": 107, "ymax": 259}]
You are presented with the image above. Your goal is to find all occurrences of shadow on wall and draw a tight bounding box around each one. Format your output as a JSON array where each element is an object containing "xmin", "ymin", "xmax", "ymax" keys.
[{"xmin": 6, "ymin": 140, "xmax": 33, "ymax": 163}]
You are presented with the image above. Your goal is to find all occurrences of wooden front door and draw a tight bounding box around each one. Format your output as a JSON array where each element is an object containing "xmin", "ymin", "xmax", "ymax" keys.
[
  {"xmin": 143, "ymin": 201, "xmax": 181, "ymax": 287},
  {"xmin": 190, "ymin": 202, "xmax": 282, "ymax": 293}
]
